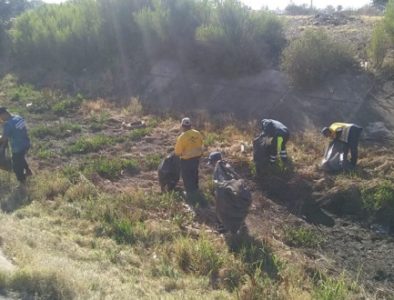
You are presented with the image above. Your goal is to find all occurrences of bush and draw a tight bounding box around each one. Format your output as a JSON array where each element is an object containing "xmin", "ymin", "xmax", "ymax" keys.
[
  {"xmin": 10, "ymin": 0, "xmax": 145, "ymax": 74},
  {"xmin": 195, "ymin": 1, "xmax": 285, "ymax": 75},
  {"xmin": 282, "ymin": 29, "xmax": 356, "ymax": 89},
  {"xmin": 369, "ymin": 0, "xmax": 394, "ymax": 69},
  {"xmin": 285, "ymin": 4, "xmax": 316, "ymax": 15}
]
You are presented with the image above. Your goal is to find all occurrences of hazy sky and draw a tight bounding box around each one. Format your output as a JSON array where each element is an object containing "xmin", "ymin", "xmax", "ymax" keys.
[{"xmin": 43, "ymin": 0, "xmax": 371, "ymax": 10}]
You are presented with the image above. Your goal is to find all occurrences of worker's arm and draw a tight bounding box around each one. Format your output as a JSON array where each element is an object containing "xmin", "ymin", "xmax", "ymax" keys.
[
  {"xmin": 174, "ymin": 136, "xmax": 183, "ymax": 157},
  {"xmin": 0, "ymin": 126, "xmax": 9, "ymax": 145}
]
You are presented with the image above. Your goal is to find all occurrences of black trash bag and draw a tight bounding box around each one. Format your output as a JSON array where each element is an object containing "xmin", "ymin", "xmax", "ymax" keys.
[
  {"xmin": 213, "ymin": 160, "xmax": 240, "ymax": 182},
  {"xmin": 0, "ymin": 142, "xmax": 12, "ymax": 172},
  {"xmin": 214, "ymin": 179, "xmax": 251, "ymax": 234},
  {"xmin": 321, "ymin": 140, "xmax": 350, "ymax": 172},
  {"xmin": 158, "ymin": 153, "xmax": 180, "ymax": 192},
  {"xmin": 253, "ymin": 134, "xmax": 272, "ymax": 176}
]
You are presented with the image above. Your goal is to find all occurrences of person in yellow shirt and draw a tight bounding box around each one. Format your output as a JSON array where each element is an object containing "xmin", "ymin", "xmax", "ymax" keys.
[
  {"xmin": 175, "ymin": 117, "xmax": 203, "ymax": 195},
  {"xmin": 321, "ymin": 122, "xmax": 363, "ymax": 167}
]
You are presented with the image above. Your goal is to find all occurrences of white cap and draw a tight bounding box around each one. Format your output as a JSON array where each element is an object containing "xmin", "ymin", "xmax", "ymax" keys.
[{"xmin": 181, "ymin": 117, "xmax": 191, "ymax": 127}]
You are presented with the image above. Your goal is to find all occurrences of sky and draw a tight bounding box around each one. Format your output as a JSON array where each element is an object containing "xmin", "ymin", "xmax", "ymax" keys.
[{"xmin": 42, "ymin": 0, "xmax": 372, "ymax": 10}]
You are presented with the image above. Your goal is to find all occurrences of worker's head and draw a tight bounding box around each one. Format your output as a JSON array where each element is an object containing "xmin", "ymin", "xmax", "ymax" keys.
[
  {"xmin": 260, "ymin": 119, "xmax": 267, "ymax": 131},
  {"xmin": 181, "ymin": 117, "xmax": 192, "ymax": 131},
  {"xmin": 321, "ymin": 127, "xmax": 331, "ymax": 138},
  {"xmin": 0, "ymin": 107, "xmax": 10, "ymax": 123},
  {"xmin": 207, "ymin": 151, "xmax": 222, "ymax": 166}
]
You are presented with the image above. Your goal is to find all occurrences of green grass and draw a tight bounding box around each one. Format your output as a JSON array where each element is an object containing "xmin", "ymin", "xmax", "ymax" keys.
[
  {"xmin": 127, "ymin": 127, "xmax": 153, "ymax": 141},
  {"xmin": 85, "ymin": 157, "xmax": 140, "ymax": 180},
  {"xmin": 89, "ymin": 112, "xmax": 110, "ymax": 132},
  {"xmin": 52, "ymin": 94, "xmax": 84, "ymax": 116},
  {"xmin": 31, "ymin": 123, "xmax": 82, "ymax": 139},
  {"xmin": 313, "ymin": 273, "xmax": 353, "ymax": 300},
  {"xmin": 284, "ymin": 226, "xmax": 323, "ymax": 248},
  {"xmin": 142, "ymin": 153, "xmax": 162, "ymax": 171},
  {"xmin": 64, "ymin": 135, "xmax": 122, "ymax": 155}
]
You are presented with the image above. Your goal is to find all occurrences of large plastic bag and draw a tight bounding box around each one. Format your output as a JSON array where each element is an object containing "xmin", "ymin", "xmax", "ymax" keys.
[
  {"xmin": 321, "ymin": 140, "xmax": 349, "ymax": 172},
  {"xmin": 214, "ymin": 179, "xmax": 251, "ymax": 234},
  {"xmin": 158, "ymin": 153, "xmax": 180, "ymax": 192},
  {"xmin": 0, "ymin": 142, "xmax": 12, "ymax": 172},
  {"xmin": 253, "ymin": 135, "xmax": 272, "ymax": 175}
]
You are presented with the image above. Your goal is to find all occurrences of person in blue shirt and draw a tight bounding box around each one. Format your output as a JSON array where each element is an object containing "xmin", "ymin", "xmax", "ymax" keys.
[
  {"xmin": 260, "ymin": 119, "xmax": 290, "ymax": 163},
  {"xmin": 0, "ymin": 107, "xmax": 32, "ymax": 183}
]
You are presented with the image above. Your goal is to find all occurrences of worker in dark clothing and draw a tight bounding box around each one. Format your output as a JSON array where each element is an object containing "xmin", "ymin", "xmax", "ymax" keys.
[
  {"xmin": 174, "ymin": 117, "xmax": 203, "ymax": 196},
  {"xmin": 0, "ymin": 107, "xmax": 32, "ymax": 184},
  {"xmin": 208, "ymin": 151, "xmax": 240, "ymax": 181},
  {"xmin": 260, "ymin": 119, "xmax": 290, "ymax": 163},
  {"xmin": 321, "ymin": 122, "xmax": 363, "ymax": 167}
]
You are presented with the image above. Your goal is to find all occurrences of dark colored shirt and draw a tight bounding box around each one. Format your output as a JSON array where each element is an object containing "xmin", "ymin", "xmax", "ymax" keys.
[
  {"xmin": 3, "ymin": 115, "xmax": 30, "ymax": 153},
  {"xmin": 261, "ymin": 119, "xmax": 289, "ymax": 137}
]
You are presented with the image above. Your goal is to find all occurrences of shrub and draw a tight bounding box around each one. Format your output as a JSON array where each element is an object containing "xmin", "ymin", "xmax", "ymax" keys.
[
  {"xmin": 369, "ymin": 22, "xmax": 388, "ymax": 68},
  {"xmin": 282, "ymin": 29, "xmax": 356, "ymax": 89},
  {"xmin": 195, "ymin": 1, "xmax": 285, "ymax": 76}
]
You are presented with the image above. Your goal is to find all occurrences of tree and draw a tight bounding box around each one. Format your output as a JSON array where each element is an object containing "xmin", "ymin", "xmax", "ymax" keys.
[{"xmin": 373, "ymin": 0, "xmax": 389, "ymax": 9}]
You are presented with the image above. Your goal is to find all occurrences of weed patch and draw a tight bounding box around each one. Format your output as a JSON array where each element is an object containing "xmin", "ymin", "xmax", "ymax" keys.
[{"xmin": 284, "ymin": 226, "xmax": 323, "ymax": 248}]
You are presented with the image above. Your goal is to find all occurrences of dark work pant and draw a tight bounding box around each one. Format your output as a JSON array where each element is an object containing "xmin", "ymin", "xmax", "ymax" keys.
[
  {"xmin": 270, "ymin": 133, "xmax": 289, "ymax": 161},
  {"xmin": 12, "ymin": 150, "xmax": 30, "ymax": 183},
  {"xmin": 344, "ymin": 126, "xmax": 363, "ymax": 167},
  {"xmin": 180, "ymin": 157, "xmax": 200, "ymax": 193}
]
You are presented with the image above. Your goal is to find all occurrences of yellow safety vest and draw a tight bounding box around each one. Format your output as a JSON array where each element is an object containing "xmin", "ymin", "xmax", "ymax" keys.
[
  {"xmin": 175, "ymin": 129, "xmax": 203, "ymax": 160},
  {"xmin": 329, "ymin": 122, "xmax": 353, "ymax": 143}
]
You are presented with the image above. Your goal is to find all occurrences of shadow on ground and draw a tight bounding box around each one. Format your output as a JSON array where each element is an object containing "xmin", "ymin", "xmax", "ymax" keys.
[{"xmin": 0, "ymin": 187, "xmax": 30, "ymax": 213}]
